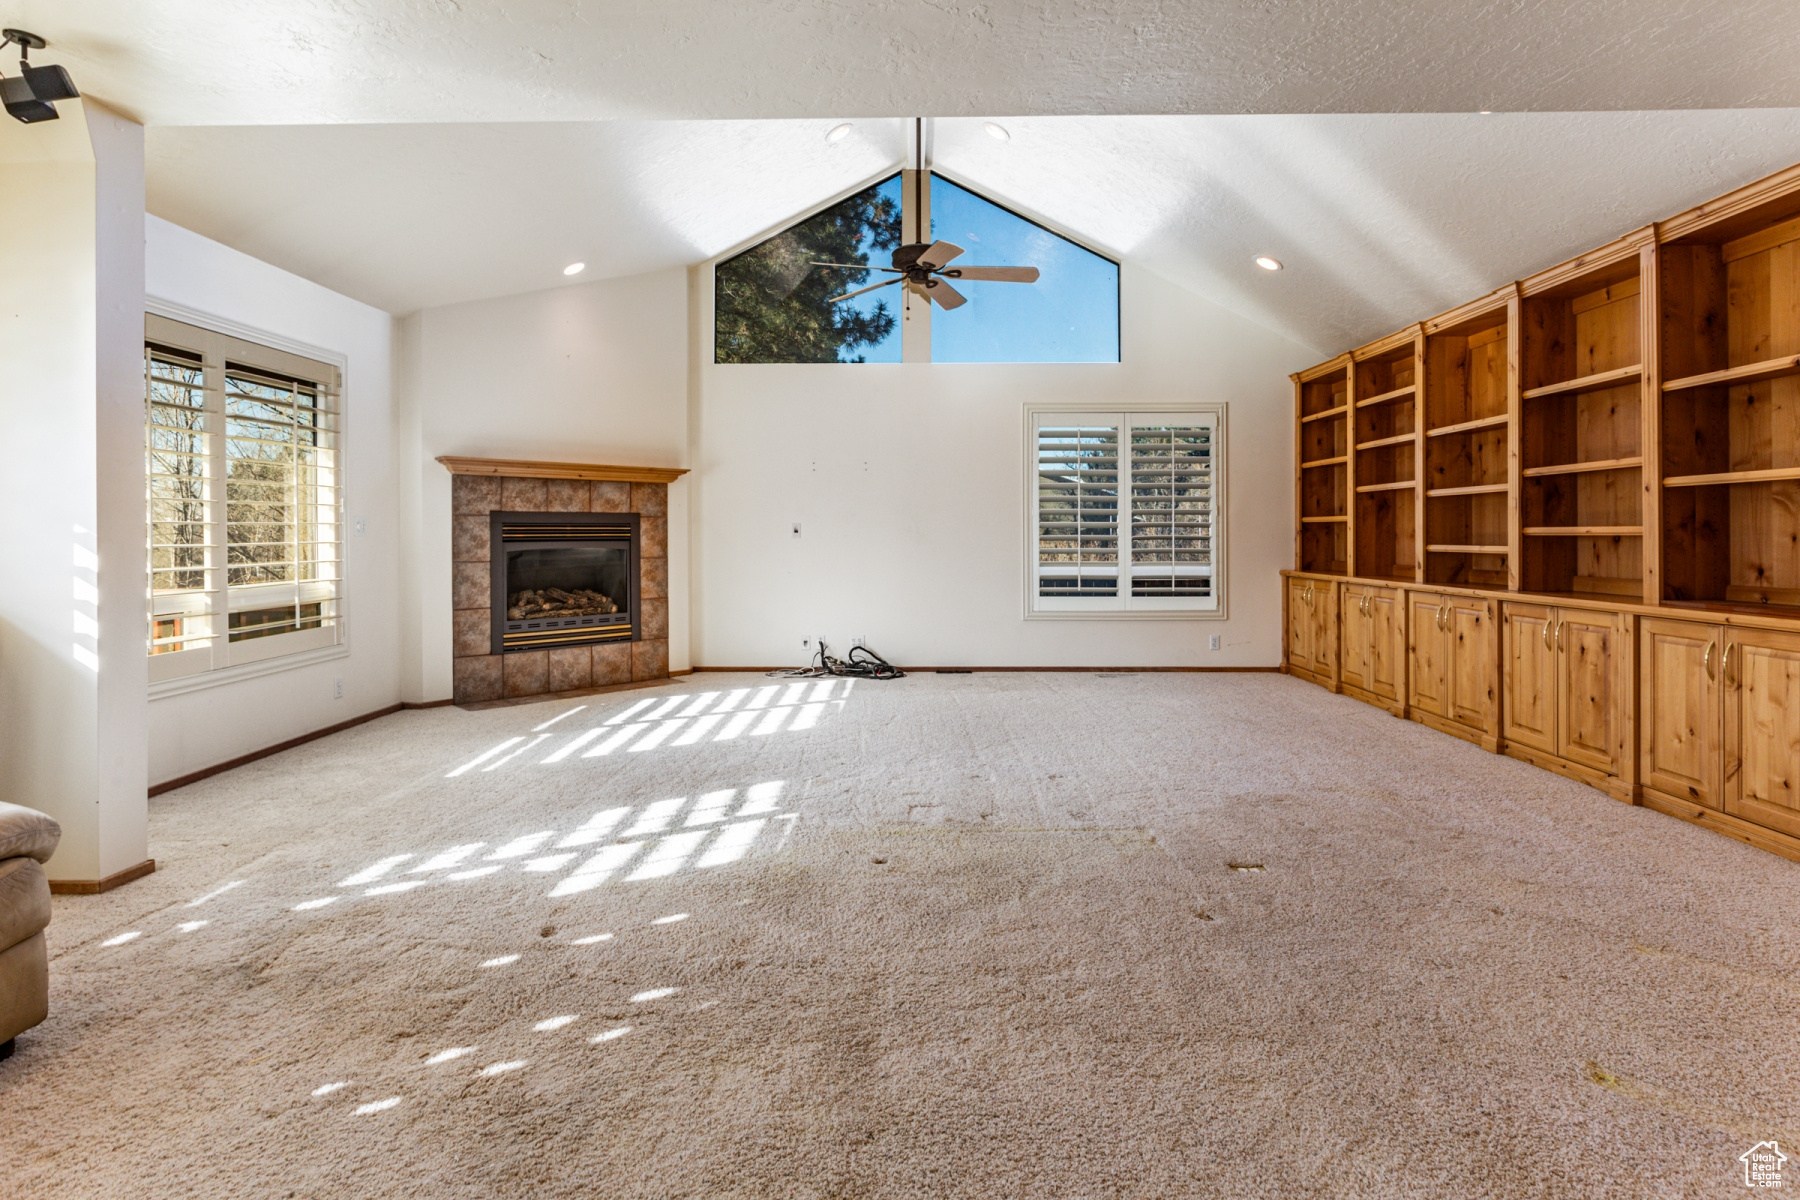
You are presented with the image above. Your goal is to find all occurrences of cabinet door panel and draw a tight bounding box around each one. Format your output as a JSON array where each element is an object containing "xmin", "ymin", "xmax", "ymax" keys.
[
  {"xmin": 1641, "ymin": 618, "xmax": 1722, "ymax": 809},
  {"xmin": 1502, "ymin": 604, "xmax": 1558, "ymax": 752},
  {"xmin": 1408, "ymin": 592, "xmax": 1447, "ymax": 718},
  {"xmin": 1367, "ymin": 587, "xmax": 1403, "ymax": 702},
  {"xmin": 1338, "ymin": 587, "xmax": 1369, "ymax": 692},
  {"xmin": 1445, "ymin": 597, "xmax": 1494, "ymax": 735},
  {"xmin": 1286, "ymin": 579, "xmax": 1313, "ymax": 671},
  {"xmin": 1726, "ymin": 628, "xmax": 1800, "ymax": 838},
  {"xmin": 1309, "ymin": 581, "xmax": 1337, "ymax": 678},
  {"xmin": 1558, "ymin": 611, "xmax": 1616, "ymax": 774}
]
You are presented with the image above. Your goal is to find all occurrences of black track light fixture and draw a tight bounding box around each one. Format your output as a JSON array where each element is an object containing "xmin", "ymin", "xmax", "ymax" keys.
[{"xmin": 0, "ymin": 30, "xmax": 78, "ymax": 124}]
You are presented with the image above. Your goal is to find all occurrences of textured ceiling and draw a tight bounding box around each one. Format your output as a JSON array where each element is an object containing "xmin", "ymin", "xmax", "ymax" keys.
[
  {"xmin": 149, "ymin": 112, "xmax": 1800, "ymax": 351},
  {"xmin": 22, "ymin": 0, "xmax": 1800, "ymax": 125}
]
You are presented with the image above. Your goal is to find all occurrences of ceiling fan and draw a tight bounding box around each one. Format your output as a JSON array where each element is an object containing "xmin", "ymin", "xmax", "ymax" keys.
[
  {"xmin": 812, "ymin": 241, "xmax": 1038, "ymax": 310},
  {"xmin": 811, "ymin": 117, "xmax": 1040, "ymax": 311}
]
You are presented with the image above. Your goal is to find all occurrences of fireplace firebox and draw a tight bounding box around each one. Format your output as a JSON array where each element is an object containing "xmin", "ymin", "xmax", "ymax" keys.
[{"xmin": 489, "ymin": 512, "xmax": 640, "ymax": 653}]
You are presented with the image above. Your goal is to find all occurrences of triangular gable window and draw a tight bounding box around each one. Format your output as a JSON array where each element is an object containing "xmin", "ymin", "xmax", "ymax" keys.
[{"xmin": 714, "ymin": 172, "xmax": 1119, "ymax": 364}]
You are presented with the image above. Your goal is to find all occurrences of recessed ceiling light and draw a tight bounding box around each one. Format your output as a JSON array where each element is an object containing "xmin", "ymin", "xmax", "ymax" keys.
[
  {"xmin": 825, "ymin": 122, "xmax": 853, "ymax": 143},
  {"xmin": 984, "ymin": 122, "xmax": 1010, "ymax": 142},
  {"xmin": 1254, "ymin": 256, "xmax": 1283, "ymax": 272},
  {"xmin": 1478, "ymin": 110, "xmax": 1494, "ymax": 115},
  {"xmin": 563, "ymin": 262, "xmax": 585, "ymax": 276}
]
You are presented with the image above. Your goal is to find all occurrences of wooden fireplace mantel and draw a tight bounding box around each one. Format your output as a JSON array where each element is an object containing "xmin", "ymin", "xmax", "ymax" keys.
[{"xmin": 436, "ymin": 456, "xmax": 689, "ymax": 484}]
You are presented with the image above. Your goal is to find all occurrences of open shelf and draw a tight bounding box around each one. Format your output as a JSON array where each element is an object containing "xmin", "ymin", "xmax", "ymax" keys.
[
  {"xmin": 1662, "ymin": 355, "xmax": 1800, "ymax": 393},
  {"xmin": 1356, "ymin": 384, "xmax": 1416, "ymax": 409},
  {"xmin": 1426, "ymin": 413, "xmax": 1508, "ymax": 438},
  {"xmin": 1519, "ymin": 263, "xmax": 1644, "ymax": 597},
  {"xmin": 1297, "ymin": 364, "xmax": 1350, "ymax": 574},
  {"xmin": 1659, "ymin": 205, "xmax": 1800, "ymax": 607},
  {"xmin": 1523, "ymin": 526, "xmax": 1643, "ymax": 536},
  {"xmin": 1521, "ymin": 456, "xmax": 1643, "ymax": 478},
  {"xmin": 1665, "ymin": 466, "xmax": 1800, "ymax": 488},
  {"xmin": 1521, "ymin": 364, "xmax": 1642, "ymax": 401},
  {"xmin": 1427, "ymin": 483, "xmax": 1507, "ymax": 497},
  {"xmin": 1351, "ymin": 338, "xmax": 1421, "ymax": 582}
]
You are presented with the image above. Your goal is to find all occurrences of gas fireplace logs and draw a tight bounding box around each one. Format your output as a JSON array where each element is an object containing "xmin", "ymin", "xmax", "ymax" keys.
[{"xmin": 505, "ymin": 588, "xmax": 619, "ymax": 620}]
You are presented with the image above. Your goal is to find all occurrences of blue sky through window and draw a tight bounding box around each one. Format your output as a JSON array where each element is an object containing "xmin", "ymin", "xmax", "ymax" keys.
[{"xmin": 929, "ymin": 175, "xmax": 1120, "ymax": 364}]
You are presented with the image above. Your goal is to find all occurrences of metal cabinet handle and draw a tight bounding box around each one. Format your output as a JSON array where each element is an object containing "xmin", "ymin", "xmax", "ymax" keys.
[
  {"xmin": 1542, "ymin": 619, "xmax": 1552, "ymax": 651},
  {"xmin": 1556, "ymin": 620, "xmax": 1564, "ymax": 651},
  {"xmin": 1704, "ymin": 640, "xmax": 1716, "ymax": 682},
  {"xmin": 1723, "ymin": 641, "xmax": 1736, "ymax": 686}
]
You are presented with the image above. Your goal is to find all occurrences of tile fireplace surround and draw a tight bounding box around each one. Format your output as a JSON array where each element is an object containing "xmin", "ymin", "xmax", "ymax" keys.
[{"xmin": 441, "ymin": 457, "xmax": 686, "ymax": 705}]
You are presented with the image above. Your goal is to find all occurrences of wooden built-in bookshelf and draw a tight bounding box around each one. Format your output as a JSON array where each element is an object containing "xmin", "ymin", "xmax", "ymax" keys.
[
  {"xmin": 1294, "ymin": 357, "xmax": 1351, "ymax": 574},
  {"xmin": 1283, "ymin": 158, "xmax": 1800, "ymax": 867}
]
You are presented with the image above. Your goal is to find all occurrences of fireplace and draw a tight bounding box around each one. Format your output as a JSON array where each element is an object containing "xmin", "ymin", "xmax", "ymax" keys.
[
  {"xmin": 442, "ymin": 457, "xmax": 684, "ymax": 705},
  {"xmin": 491, "ymin": 512, "xmax": 639, "ymax": 652}
]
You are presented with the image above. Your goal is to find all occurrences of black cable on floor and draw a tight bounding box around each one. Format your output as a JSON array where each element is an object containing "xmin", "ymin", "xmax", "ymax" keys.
[{"xmin": 766, "ymin": 639, "xmax": 906, "ymax": 680}]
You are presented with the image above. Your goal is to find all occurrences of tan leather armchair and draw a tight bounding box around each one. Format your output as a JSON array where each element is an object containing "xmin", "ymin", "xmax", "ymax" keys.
[{"xmin": 0, "ymin": 802, "xmax": 60, "ymax": 1059}]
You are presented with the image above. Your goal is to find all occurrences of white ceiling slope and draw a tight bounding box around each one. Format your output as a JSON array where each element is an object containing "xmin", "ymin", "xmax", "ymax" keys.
[
  {"xmin": 149, "ymin": 112, "xmax": 1800, "ymax": 350},
  {"xmin": 23, "ymin": 0, "xmax": 1800, "ymax": 126}
]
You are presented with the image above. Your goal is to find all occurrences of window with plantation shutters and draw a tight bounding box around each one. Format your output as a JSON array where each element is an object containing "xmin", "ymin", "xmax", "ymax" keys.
[
  {"xmin": 146, "ymin": 314, "xmax": 344, "ymax": 683},
  {"xmin": 1029, "ymin": 408, "xmax": 1224, "ymax": 615}
]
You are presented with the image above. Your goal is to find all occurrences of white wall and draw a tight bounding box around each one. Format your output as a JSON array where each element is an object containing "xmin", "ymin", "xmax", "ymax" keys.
[
  {"xmin": 0, "ymin": 100, "xmax": 149, "ymax": 880},
  {"xmin": 690, "ymin": 262, "xmax": 1315, "ymax": 667},
  {"xmin": 400, "ymin": 269, "xmax": 692, "ymax": 702},
  {"xmin": 144, "ymin": 216, "xmax": 400, "ymax": 786}
]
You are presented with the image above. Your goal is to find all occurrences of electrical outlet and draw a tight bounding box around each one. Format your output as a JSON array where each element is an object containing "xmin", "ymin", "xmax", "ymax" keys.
[
  {"xmin": 852, "ymin": 635, "xmax": 866, "ymax": 648},
  {"xmin": 353, "ymin": 517, "xmax": 367, "ymax": 537},
  {"xmin": 792, "ymin": 522, "xmax": 802, "ymax": 538},
  {"xmin": 333, "ymin": 677, "xmax": 344, "ymax": 699},
  {"xmin": 1209, "ymin": 634, "xmax": 1221, "ymax": 651},
  {"xmin": 802, "ymin": 637, "xmax": 812, "ymax": 649}
]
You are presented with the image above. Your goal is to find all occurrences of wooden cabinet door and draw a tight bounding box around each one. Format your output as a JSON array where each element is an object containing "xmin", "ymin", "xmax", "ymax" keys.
[
  {"xmin": 1286, "ymin": 578, "xmax": 1314, "ymax": 672},
  {"xmin": 1557, "ymin": 609, "xmax": 1617, "ymax": 774},
  {"xmin": 1444, "ymin": 596, "xmax": 1495, "ymax": 735},
  {"xmin": 1407, "ymin": 592, "xmax": 1448, "ymax": 718},
  {"xmin": 1725, "ymin": 627, "xmax": 1800, "ymax": 839},
  {"xmin": 1502, "ymin": 603, "xmax": 1558, "ymax": 753},
  {"xmin": 1641, "ymin": 618, "xmax": 1723, "ymax": 809},
  {"xmin": 1338, "ymin": 587, "xmax": 1369, "ymax": 691},
  {"xmin": 1308, "ymin": 580, "xmax": 1337, "ymax": 679},
  {"xmin": 1366, "ymin": 587, "xmax": 1403, "ymax": 703}
]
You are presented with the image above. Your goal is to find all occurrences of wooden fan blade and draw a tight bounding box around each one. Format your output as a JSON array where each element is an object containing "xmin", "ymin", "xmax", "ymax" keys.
[
  {"xmin": 830, "ymin": 278, "xmax": 903, "ymax": 303},
  {"xmin": 925, "ymin": 278, "xmax": 967, "ymax": 310},
  {"xmin": 941, "ymin": 266, "xmax": 1039, "ymax": 283},
  {"xmin": 812, "ymin": 262, "xmax": 902, "ymax": 272},
  {"xmin": 916, "ymin": 241, "xmax": 965, "ymax": 270}
]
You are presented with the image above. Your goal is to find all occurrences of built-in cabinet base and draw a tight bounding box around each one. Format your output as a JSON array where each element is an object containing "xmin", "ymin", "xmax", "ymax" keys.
[{"xmin": 1283, "ymin": 568, "xmax": 1800, "ymax": 865}]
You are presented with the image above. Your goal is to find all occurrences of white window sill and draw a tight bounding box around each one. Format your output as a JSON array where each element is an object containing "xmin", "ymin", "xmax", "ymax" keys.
[{"xmin": 148, "ymin": 643, "xmax": 351, "ymax": 700}]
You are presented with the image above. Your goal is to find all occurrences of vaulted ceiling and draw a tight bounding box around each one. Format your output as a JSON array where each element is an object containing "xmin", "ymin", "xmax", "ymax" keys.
[{"xmin": 24, "ymin": 1, "xmax": 1800, "ymax": 351}]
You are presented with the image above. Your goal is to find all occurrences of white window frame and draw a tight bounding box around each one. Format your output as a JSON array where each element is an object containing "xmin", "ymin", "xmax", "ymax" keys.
[
  {"xmin": 1024, "ymin": 403, "xmax": 1226, "ymax": 620},
  {"xmin": 145, "ymin": 307, "xmax": 349, "ymax": 691}
]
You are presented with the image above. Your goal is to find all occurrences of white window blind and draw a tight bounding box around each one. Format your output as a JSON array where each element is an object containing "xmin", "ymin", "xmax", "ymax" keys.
[
  {"xmin": 1030, "ymin": 408, "xmax": 1222, "ymax": 614},
  {"xmin": 146, "ymin": 315, "xmax": 344, "ymax": 682}
]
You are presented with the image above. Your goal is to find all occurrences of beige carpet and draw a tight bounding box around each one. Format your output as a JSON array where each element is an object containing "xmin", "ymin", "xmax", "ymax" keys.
[{"xmin": 2, "ymin": 671, "xmax": 1797, "ymax": 1197}]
